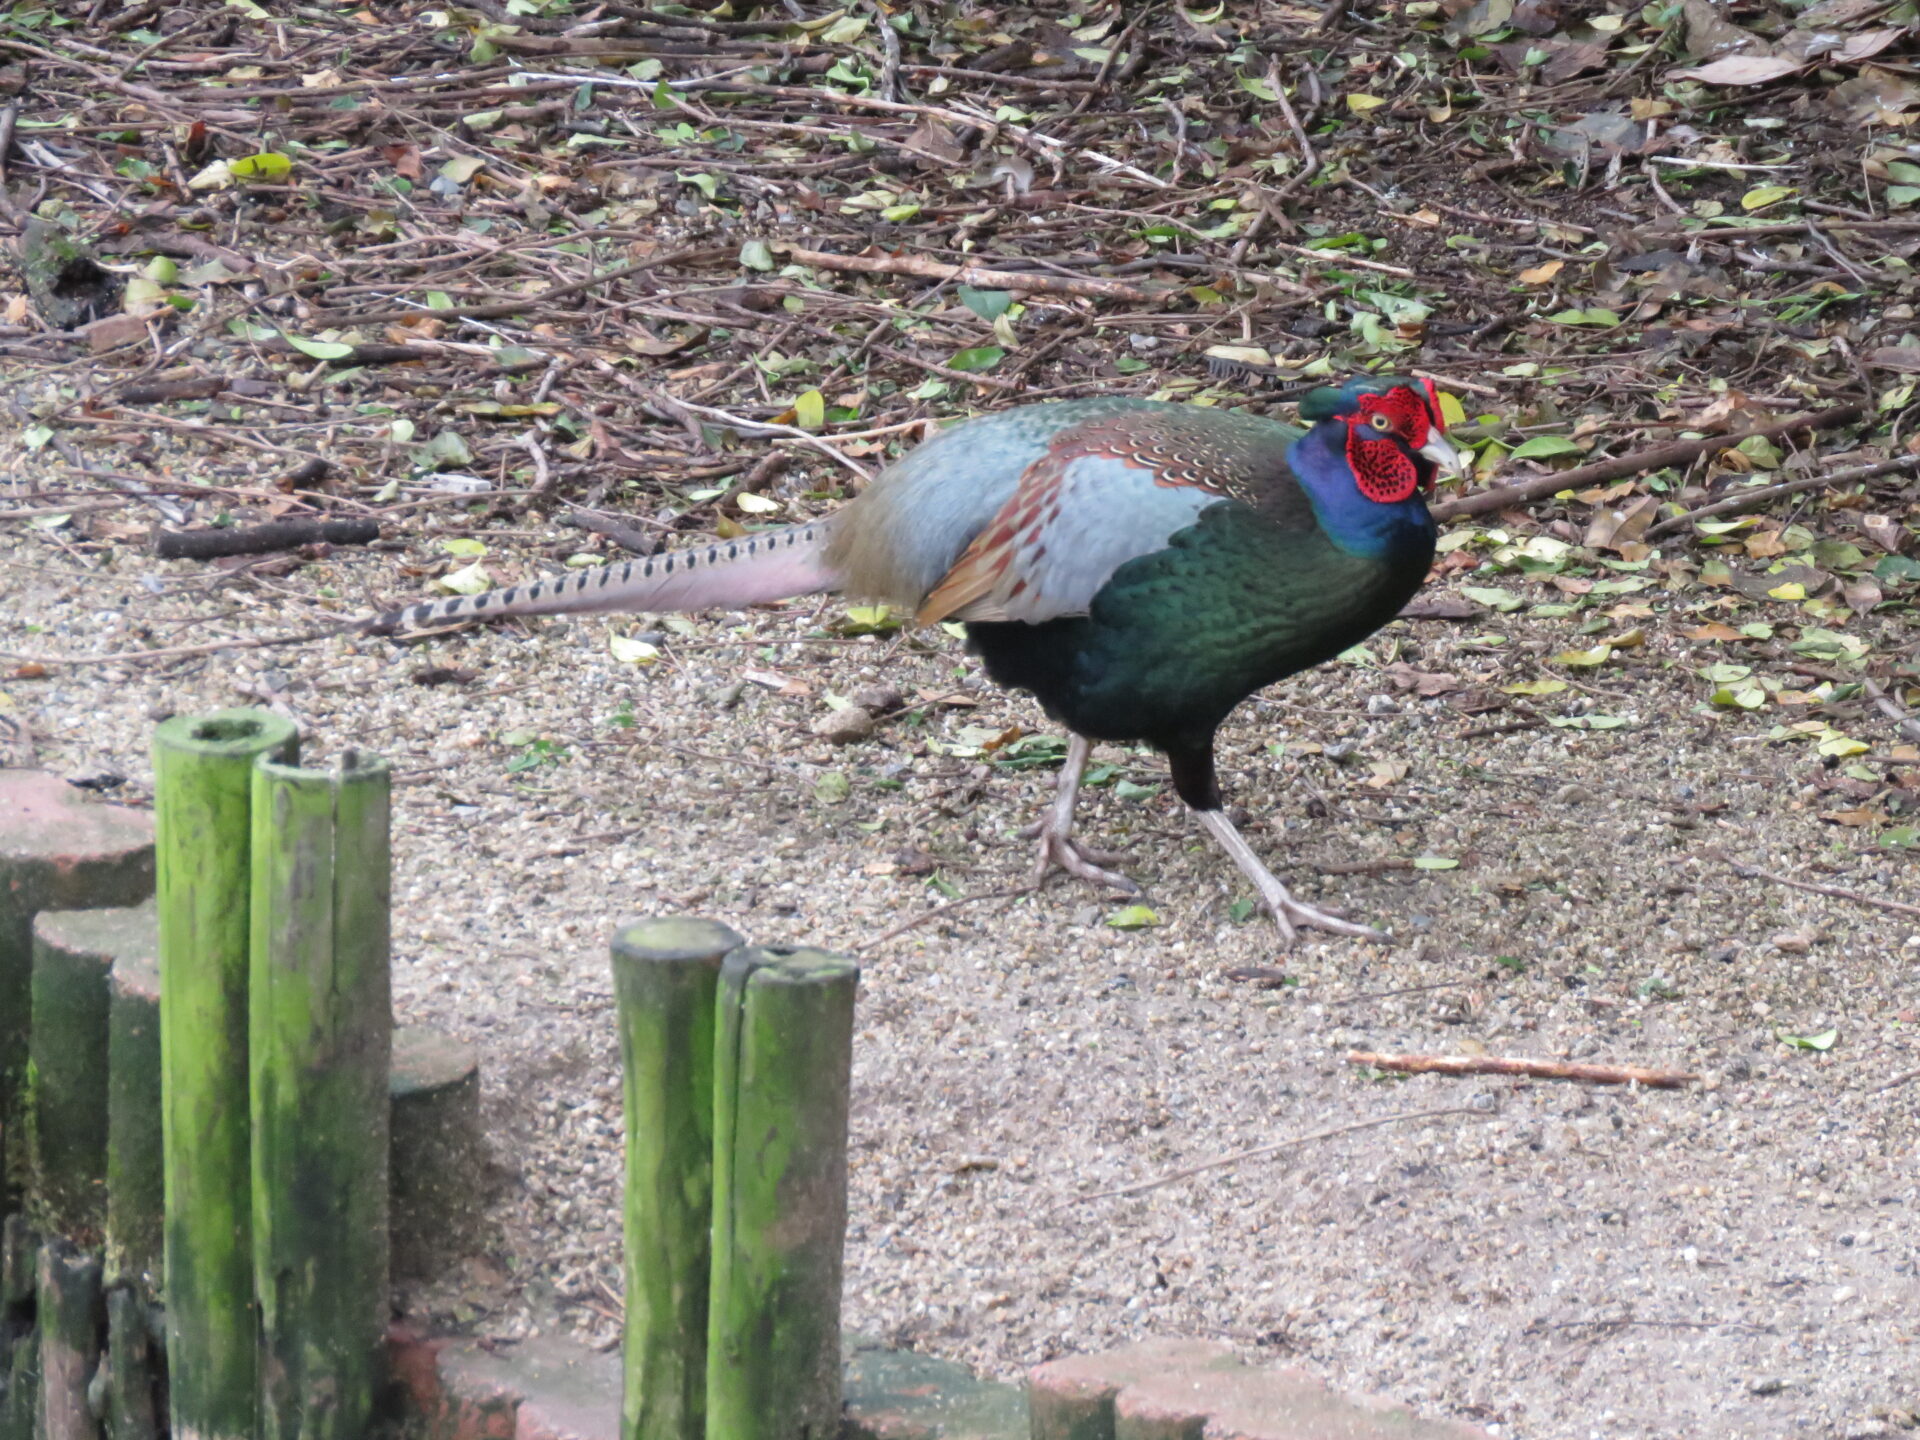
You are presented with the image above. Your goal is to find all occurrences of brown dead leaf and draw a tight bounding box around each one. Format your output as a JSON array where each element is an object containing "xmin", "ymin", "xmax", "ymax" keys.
[
  {"xmin": 1518, "ymin": 260, "xmax": 1565, "ymax": 285},
  {"xmin": 1860, "ymin": 514, "xmax": 1905, "ymax": 552},
  {"xmin": 382, "ymin": 143, "xmax": 424, "ymax": 181},
  {"xmin": 1671, "ymin": 55, "xmax": 1804, "ymax": 86},
  {"xmin": 1832, "ymin": 66, "xmax": 1920, "ymax": 125},
  {"xmin": 1399, "ymin": 592, "xmax": 1484, "ymax": 619},
  {"xmin": 1585, "ymin": 494, "xmax": 1660, "ymax": 552},
  {"xmin": 1684, "ymin": 622, "xmax": 1743, "ymax": 641},
  {"xmin": 1818, "ymin": 807, "xmax": 1879, "ymax": 827},
  {"xmin": 1383, "ymin": 662, "xmax": 1461, "ymax": 696},
  {"xmin": 83, "ymin": 314, "xmax": 150, "ymax": 352},
  {"xmin": 1837, "ymin": 28, "xmax": 1902, "ymax": 64},
  {"xmin": 1744, "ymin": 529, "xmax": 1788, "ymax": 559},
  {"xmin": 1364, "ymin": 759, "xmax": 1410, "ymax": 789},
  {"xmin": 1843, "ymin": 577, "xmax": 1883, "ymax": 615}
]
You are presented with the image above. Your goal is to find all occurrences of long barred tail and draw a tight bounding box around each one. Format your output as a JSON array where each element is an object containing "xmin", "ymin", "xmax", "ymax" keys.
[{"xmin": 364, "ymin": 519, "xmax": 843, "ymax": 635}]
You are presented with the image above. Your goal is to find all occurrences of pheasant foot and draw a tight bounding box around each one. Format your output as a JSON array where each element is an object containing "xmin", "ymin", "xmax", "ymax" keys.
[
  {"xmin": 1194, "ymin": 808, "xmax": 1383, "ymax": 947},
  {"xmin": 1031, "ymin": 829, "xmax": 1139, "ymax": 893},
  {"xmin": 1027, "ymin": 732, "xmax": 1138, "ymax": 894}
]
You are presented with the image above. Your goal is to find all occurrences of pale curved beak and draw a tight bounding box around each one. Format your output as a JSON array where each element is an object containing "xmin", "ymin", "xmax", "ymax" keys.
[{"xmin": 1419, "ymin": 432, "xmax": 1472, "ymax": 481}]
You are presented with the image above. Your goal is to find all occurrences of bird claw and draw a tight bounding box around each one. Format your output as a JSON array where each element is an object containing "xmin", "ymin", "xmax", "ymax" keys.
[
  {"xmin": 1031, "ymin": 830, "xmax": 1139, "ymax": 894},
  {"xmin": 1262, "ymin": 892, "xmax": 1384, "ymax": 947}
]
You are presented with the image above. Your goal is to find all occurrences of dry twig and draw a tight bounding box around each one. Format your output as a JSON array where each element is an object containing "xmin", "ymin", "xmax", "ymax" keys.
[
  {"xmin": 1712, "ymin": 850, "xmax": 1920, "ymax": 921},
  {"xmin": 1348, "ymin": 1051, "xmax": 1697, "ymax": 1088},
  {"xmin": 1433, "ymin": 405, "xmax": 1865, "ymax": 522}
]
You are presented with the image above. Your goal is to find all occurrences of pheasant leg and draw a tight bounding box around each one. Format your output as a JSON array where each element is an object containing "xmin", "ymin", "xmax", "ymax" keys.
[
  {"xmin": 1029, "ymin": 734, "xmax": 1138, "ymax": 893},
  {"xmin": 1194, "ymin": 808, "xmax": 1382, "ymax": 946}
]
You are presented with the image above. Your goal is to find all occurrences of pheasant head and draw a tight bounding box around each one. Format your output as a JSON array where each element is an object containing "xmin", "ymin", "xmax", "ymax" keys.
[{"xmin": 1300, "ymin": 376, "xmax": 1469, "ymax": 502}]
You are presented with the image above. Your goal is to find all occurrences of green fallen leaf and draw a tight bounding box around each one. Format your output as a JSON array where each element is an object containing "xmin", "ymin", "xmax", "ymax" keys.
[
  {"xmin": 948, "ymin": 345, "xmax": 1007, "ymax": 373},
  {"xmin": 959, "ymin": 286, "xmax": 1014, "ymax": 321},
  {"xmin": 435, "ymin": 561, "xmax": 491, "ymax": 596},
  {"xmin": 1105, "ymin": 904, "xmax": 1161, "ymax": 930},
  {"xmin": 609, "ymin": 635, "xmax": 660, "ymax": 665},
  {"xmin": 1462, "ymin": 585, "xmax": 1523, "ymax": 612},
  {"xmin": 814, "ymin": 771, "xmax": 851, "ymax": 805},
  {"xmin": 1502, "ymin": 679, "xmax": 1568, "ymax": 696},
  {"xmin": 1412, "ymin": 855, "xmax": 1459, "ymax": 870},
  {"xmin": 1552, "ymin": 644, "xmax": 1614, "ymax": 667},
  {"xmin": 1508, "ymin": 435, "xmax": 1584, "ymax": 460},
  {"xmin": 282, "ymin": 332, "xmax": 355, "ymax": 360},
  {"xmin": 1776, "ymin": 1027, "xmax": 1837, "ymax": 1051},
  {"xmin": 440, "ymin": 538, "xmax": 488, "ymax": 558},
  {"xmin": 229, "ymin": 151, "xmax": 292, "ymax": 182},
  {"xmin": 1741, "ymin": 184, "xmax": 1796, "ymax": 212},
  {"xmin": 1546, "ymin": 307, "xmax": 1621, "ymax": 327},
  {"xmin": 793, "ymin": 388, "xmax": 826, "ymax": 432},
  {"xmin": 838, "ymin": 604, "xmax": 899, "ymax": 636}
]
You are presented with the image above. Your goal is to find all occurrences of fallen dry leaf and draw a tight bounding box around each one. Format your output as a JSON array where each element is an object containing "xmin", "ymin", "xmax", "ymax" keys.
[{"xmin": 1671, "ymin": 55, "xmax": 1804, "ymax": 86}]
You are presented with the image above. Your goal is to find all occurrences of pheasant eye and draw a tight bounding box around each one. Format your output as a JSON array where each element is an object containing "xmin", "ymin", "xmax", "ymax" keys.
[{"xmin": 1369, "ymin": 413, "xmax": 1392, "ymax": 431}]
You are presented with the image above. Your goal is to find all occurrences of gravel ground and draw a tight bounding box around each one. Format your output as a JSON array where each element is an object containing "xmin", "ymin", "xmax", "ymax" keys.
[{"xmin": 2, "ymin": 517, "xmax": 1917, "ymax": 1440}]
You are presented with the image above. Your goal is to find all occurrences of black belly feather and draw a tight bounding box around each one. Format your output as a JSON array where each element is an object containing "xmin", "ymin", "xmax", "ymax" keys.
[{"xmin": 965, "ymin": 504, "xmax": 1433, "ymax": 812}]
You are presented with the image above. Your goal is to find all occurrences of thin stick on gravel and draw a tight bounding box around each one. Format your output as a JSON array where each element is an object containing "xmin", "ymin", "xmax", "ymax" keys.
[
  {"xmin": 0, "ymin": 627, "xmax": 344, "ymax": 669},
  {"xmin": 1711, "ymin": 849, "xmax": 1920, "ymax": 920},
  {"xmin": 1640, "ymin": 454, "xmax": 1920, "ymax": 542},
  {"xmin": 1862, "ymin": 679, "xmax": 1920, "ymax": 748},
  {"xmin": 852, "ymin": 887, "xmax": 1031, "ymax": 954},
  {"xmin": 1064, "ymin": 1104, "xmax": 1487, "ymax": 1206},
  {"xmin": 1872, "ymin": 1067, "xmax": 1920, "ymax": 1094},
  {"xmin": 775, "ymin": 245, "xmax": 1160, "ymax": 304},
  {"xmin": 1348, "ymin": 1052, "xmax": 1698, "ymax": 1089},
  {"xmin": 1430, "ymin": 404, "xmax": 1864, "ymax": 522}
]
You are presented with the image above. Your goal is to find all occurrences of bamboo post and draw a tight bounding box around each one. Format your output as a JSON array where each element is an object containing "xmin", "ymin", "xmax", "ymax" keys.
[
  {"xmin": 36, "ymin": 1241, "xmax": 103, "ymax": 1440},
  {"xmin": 106, "ymin": 915, "xmax": 162, "ymax": 1289},
  {"xmin": 609, "ymin": 918, "xmax": 742, "ymax": 1440},
  {"xmin": 388, "ymin": 1026, "xmax": 484, "ymax": 1282},
  {"xmin": 249, "ymin": 750, "xmax": 392, "ymax": 1440},
  {"xmin": 153, "ymin": 708, "xmax": 297, "ymax": 1440},
  {"xmin": 0, "ymin": 772, "xmax": 153, "ymax": 1213},
  {"xmin": 0, "ymin": 1217, "xmax": 36, "ymax": 1440},
  {"xmin": 105, "ymin": 1286, "xmax": 160, "ymax": 1440},
  {"xmin": 705, "ymin": 946, "xmax": 859, "ymax": 1440},
  {"xmin": 30, "ymin": 904, "xmax": 155, "ymax": 1242}
]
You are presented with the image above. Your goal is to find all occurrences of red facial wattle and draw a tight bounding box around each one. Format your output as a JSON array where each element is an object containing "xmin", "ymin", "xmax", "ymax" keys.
[{"xmin": 1343, "ymin": 384, "xmax": 1446, "ymax": 504}]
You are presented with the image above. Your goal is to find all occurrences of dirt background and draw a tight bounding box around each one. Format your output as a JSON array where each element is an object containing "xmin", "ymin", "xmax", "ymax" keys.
[{"xmin": 5, "ymin": 1, "xmax": 1920, "ymax": 1436}]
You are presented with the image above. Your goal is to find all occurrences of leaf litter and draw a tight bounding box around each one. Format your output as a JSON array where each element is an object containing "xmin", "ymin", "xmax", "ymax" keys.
[{"xmin": 3, "ymin": 0, "xmax": 1920, "ymax": 1435}]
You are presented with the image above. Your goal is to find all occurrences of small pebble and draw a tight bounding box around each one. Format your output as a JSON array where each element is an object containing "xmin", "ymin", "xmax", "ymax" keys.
[{"xmin": 811, "ymin": 706, "xmax": 875, "ymax": 744}]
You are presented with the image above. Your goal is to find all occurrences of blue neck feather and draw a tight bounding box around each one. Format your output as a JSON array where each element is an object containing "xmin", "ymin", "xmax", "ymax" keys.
[{"xmin": 1287, "ymin": 423, "xmax": 1436, "ymax": 561}]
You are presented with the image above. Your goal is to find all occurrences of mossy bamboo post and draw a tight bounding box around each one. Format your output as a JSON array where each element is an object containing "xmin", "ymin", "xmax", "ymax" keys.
[
  {"xmin": 0, "ymin": 772, "xmax": 154, "ymax": 1214},
  {"xmin": 105, "ymin": 916, "xmax": 162, "ymax": 1289},
  {"xmin": 31, "ymin": 905, "xmax": 156, "ymax": 1243},
  {"xmin": 0, "ymin": 1216, "xmax": 35, "ymax": 1440},
  {"xmin": 153, "ymin": 708, "xmax": 297, "ymax": 1440},
  {"xmin": 105, "ymin": 1286, "xmax": 160, "ymax": 1440},
  {"xmin": 36, "ymin": 1241, "xmax": 103, "ymax": 1440},
  {"xmin": 249, "ymin": 750, "xmax": 392, "ymax": 1440},
  {"xmin": 705, "ymin": 946, "xmax": 859, "ymax": 1440},
  {"xmin": 610, "ymin": 918, "xmax": 742, "ymax": 1440}
]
